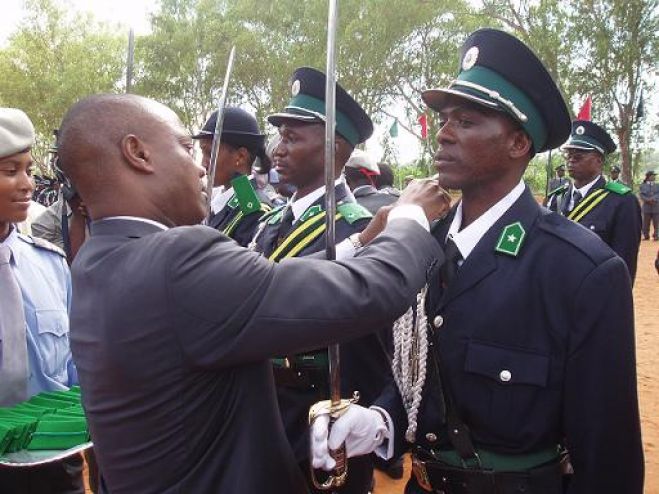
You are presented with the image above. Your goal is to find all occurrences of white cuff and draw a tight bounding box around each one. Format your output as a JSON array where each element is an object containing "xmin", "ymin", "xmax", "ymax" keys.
[
  {"xmin": 336, "ymin": 238, "xmax": 357, "ymax": 260},
  {"xmin": 388, "ymin": 204, "xmax": 429, "ymax": 232},
  {"xmin": 370, "ymin": 406, "xmax": 395, "ymax": 460}
]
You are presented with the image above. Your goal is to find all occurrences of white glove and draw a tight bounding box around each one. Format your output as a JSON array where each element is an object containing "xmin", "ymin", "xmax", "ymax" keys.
[{"xmin": 310, "ymin": 404, "xmax": 388, "ymax": 471}]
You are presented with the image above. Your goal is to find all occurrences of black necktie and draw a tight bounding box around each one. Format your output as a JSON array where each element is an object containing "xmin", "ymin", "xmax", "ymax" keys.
[
  {"xmin": 571, "ymin": 190, "xmax": 583, "ymax": 211},
  {"xmin": 276, "ymin": 207, "xmax": 295, "ymax": 245},
  {"xmin": 441, "ymin": 237, "xmax": 462, "ymax": 289}
]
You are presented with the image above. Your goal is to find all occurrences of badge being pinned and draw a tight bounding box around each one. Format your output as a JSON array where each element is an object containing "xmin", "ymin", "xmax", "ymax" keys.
[{"xmin": 495, "ymin": 222, "xmax": 526, "ymax": 257}]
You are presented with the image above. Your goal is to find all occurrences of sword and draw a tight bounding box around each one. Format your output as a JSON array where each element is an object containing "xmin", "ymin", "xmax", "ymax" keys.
[
  {"xmin": 205, "ymin": 46, "xmax": 236, "ymax": 223},
  {"xmin": 125, "ymin": 28, "xmax": 135, "ymax": 93},
  {"xmin": 309, "ymin": 0, "xmax": 358, "ymax": 490}
]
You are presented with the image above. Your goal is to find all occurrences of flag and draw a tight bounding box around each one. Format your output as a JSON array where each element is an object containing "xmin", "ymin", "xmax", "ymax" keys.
[
  {"xmin": 576, "ymin": 95, "xmax": 592, "ymax": 121},
  {"xmin": 418, "ymin": 113, "xmax": 428, "ymax": 139},
  {"xmin": 636, "ymin": 89, "xmax": 644, "ymax": 120},
  {"xmin": 389, "ymin": 119, "xmax": 399, "ymax": 138}
]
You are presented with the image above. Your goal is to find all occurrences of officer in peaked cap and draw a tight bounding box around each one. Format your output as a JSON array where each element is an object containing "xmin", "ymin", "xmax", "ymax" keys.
[
  {"xmin": 192, "ymin": 107, "xmax": 273, "ymax": 246},
  {"xmin": 311, "ymin": 28, "xmax": 643, "ymax": 494},
  {"xmin": 609, "ymin": 164, "xmax": 622, "ymax": 183},
  {"xmin": 558, "ymin": 119, "xmax": 642, "ymax": 281},
  {"xmin": 251, "ymin": 67, "xmax": 393, "ymax": 494},
  {"xmin": 545, "ymin": 164, "xmax": 571, "ymax": 209}
]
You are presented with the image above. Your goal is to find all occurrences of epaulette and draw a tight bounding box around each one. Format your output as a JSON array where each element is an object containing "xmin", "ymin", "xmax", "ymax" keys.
[
  {"xmin": 547, "ymin": 183, "xmax": 569, "ymax": 197},
  {"xmin": 536, "ymin": 212, "xmax": 615, "ymax": 266},
  {"xmin": 337, "ymin": 201, "xmax": 372, "ymax": 225},
  {"xmin": 18, "ymin": 234, "xmax": 66, "ymax": 258},
  {"xmin": 604, "ymin": 181, "xmax": 631, "ymax": 195}
]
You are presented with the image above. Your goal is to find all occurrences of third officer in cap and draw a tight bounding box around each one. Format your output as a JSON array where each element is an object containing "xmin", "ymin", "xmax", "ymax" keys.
[
  {"xmin": 192, "ymin": 107, "xmax": 273, "ymax": 246},
  {"xmin": 311, "ymin": 28, "xmax": 643, "ymax": 494},
  {"xmin": 544, "ymin": 164, "xmax": 570, "ymax": 210},
  {"xmin": 559, "ymin": 120, "xmax": 642, "ymax": 281}
]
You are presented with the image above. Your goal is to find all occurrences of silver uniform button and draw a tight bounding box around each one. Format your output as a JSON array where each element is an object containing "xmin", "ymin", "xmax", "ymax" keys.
[
  {"xmin": 425, "ymin": 432, "xmax": 438, "ymax": 442},
  {"xmin": 433, "ymin": 315, "xmax": 444, "ymax": 328},
  {"xmin": 499, "ymin": 370, "xmax": 512, "ymax": 382}
]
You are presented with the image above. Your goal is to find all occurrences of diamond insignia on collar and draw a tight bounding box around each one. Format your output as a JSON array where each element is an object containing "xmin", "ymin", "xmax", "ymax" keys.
[
  {"xmin": 462, "ymin": 46, "xmax": 479, "ymax": 71},
  {"xmin": 495, "ymin": 222, "xmax": 526, "ymax": 257}
]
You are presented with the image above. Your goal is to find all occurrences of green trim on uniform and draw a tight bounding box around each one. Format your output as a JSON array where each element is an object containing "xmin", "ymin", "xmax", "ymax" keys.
[
  {"xmin": 547, "ymin": 183, "xmax": 569, "ymax": 198},
  {"xmin": 337, "ymin": 201, "xmax": 372, "ymax": 224},
  {"xmin": 494, "ymin": 222, "xmax": 526, "ymax": 257},
  {"xmin": 454, "ymin": 66, "xmax": 547, "ymax": 152},
  {"xmin": 430, "ymin": 445, "xmax": 560, "ymax": 471},
  {"xmin": 264, "ymin": 205, "xmax": 286, "ymax": 225},
  {"xmin": 287, "ymin": 93, "xmax": 360, "ymax": 146},
  {"xmin": 604, "ymin": 181, "xmax": 631, "ymax": 195}
]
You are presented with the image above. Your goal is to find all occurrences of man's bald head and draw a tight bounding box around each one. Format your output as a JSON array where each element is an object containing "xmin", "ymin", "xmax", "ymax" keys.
[{"xmin": 58, "ymin": 94, "xmax": 207, "ymax": 226}]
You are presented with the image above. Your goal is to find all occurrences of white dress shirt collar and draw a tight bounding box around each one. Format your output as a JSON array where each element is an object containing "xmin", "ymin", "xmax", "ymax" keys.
[
  {"xmin": 99, "ymin": 216, "xmax": 169, "ymax": 231},
  {"xmin": 290, "ymin": 176, "xmax": 345, "ymax": 221},
  {"xmin": 447, "ymin": 179, "xmax": 526, "ymax": 261}
]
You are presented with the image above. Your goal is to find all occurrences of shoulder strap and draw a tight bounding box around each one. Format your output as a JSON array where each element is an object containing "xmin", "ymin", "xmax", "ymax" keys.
[
  {"xmin": 21, "ymin": 235, "xmax": 66, "ymax": 258},
  {"xmin": 337, "ymin": 201, "xmax": 372, "ymax": 224},
  {"xmin": 604, "ymin": 181, "xmax": 631, "ymax": 195}
]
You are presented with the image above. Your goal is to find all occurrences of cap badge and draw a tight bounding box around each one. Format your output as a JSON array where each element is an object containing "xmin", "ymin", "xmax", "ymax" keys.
[
  {"xmin": 462, "ymin": 46, "xmax": 479, "ymax": 71},
  {"xmin": 575, "ymin": 125, "xmax": 585, "ymax": 135},
  {"xmin": 291, "ymin": 80, "xmax": 301, "ymax": 96}
]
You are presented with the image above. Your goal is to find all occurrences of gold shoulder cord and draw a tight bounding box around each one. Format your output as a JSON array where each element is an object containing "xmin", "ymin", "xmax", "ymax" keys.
[
  {"xmin": 268, "ymin": 211, "xmax": 343, "ymax": 262},
  {"xmin": 567, "ymin": 189, "xmax": 609, "ymax": 222}
]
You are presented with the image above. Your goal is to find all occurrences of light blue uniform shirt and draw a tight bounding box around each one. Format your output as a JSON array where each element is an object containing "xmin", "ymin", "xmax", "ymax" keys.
[{"xmin": 3, "ymin": 226, "xmax": 76, "ymax": 396}]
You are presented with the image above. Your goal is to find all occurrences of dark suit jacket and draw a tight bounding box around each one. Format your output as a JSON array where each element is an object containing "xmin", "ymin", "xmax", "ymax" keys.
[
  {"xmin": 376, "ymin": 187, "xmax": 643, "ymax": 494},
  {"xmin": 69, "ymin": 217, "xmax": 439, "ymax": 494},
  {"xmin": 557, "ymin": 177, "xmax": 641, "ymax": 281},
  {"xmin": 353, "ymin": 185, "xmax": 398, "ymax": 215}
]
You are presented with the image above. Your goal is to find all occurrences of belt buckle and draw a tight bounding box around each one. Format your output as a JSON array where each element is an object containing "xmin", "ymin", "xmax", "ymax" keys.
[{"xmin": 412, "ymin": 455, "xmax": 434, "ymax": 492}]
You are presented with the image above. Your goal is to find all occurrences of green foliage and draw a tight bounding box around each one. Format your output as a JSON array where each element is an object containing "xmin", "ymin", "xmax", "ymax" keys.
[{"xmin": 0, "ymin": 0, "xmax": 125, "ymax": 166}]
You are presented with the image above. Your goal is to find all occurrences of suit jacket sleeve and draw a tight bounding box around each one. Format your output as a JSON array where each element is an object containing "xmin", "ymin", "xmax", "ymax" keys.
[
  {"xmin": 167, "ymin": 220, "xmax": 441, "ymax": 367},
  {"xmin": 608, "ymin": 196, "xmax": 641, "ymax": 282},
  {"xmin": 564, "ymin": 256, "xmax": 643, "ymax": 494}
]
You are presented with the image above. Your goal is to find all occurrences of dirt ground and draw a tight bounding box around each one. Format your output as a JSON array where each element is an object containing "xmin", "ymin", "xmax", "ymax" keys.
[{"xmin": 374, "ymin": 240, "xmax": 659, "ymax": 493}]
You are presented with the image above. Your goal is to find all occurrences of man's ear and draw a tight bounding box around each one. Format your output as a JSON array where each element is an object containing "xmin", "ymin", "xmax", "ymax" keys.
[
  {"xmin": 121, "ymin": 134, "xmax": 154, "ymax": 173},
  {"xmin": 509, "ymin": 129, "xmax": 533, "ymax": 160}
]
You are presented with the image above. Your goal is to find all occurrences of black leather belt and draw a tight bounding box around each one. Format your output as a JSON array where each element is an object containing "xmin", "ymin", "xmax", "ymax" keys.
[{"xmin": 412, "ymin": 450, "xmax": 564, "ymax": 494}]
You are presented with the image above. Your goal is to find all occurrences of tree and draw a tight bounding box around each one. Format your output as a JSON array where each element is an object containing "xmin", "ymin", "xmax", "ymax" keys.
[{"xmin": 0, "ymin": 0, "xmax": 125, "ymax": 167}]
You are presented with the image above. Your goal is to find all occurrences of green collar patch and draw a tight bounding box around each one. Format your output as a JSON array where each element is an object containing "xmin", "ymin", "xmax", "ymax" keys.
[
  {"xmin": 265, "ymin": 206, "xmax": 286, "ymax": 225},
  {"xmin": 604, "ymin": 181, "xmax": 631, "ymax": 195},
  {"xmin": 495, "ymin": 222, "xmax": 526, "ymax": 257},
  {"xmin": 299, "ymin": 204, "xmax": 323, "ymax": 222}
]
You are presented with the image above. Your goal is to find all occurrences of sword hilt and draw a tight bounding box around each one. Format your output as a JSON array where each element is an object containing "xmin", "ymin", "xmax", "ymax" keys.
[{"xmin": 308, "ymin": 392, "xmax": 359, "ymax": 491}]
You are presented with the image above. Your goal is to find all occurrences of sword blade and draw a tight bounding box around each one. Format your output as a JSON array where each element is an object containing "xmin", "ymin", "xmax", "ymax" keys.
[
  {"xmin": 205, "ymin": 46, "xmax": 236, "ymax": 222},
  {"xmin": 324, "ymin": 0, "xmax": 340, "ymax": 409}
]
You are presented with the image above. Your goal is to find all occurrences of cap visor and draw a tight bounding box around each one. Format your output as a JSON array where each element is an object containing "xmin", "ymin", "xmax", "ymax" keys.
[
  {"xmin": 422, "ymin": 88, "xmax": 499, "ymax": 113},
  {"xmin": 267, "ymin": 112, "xmax": 322, "ymax": 127},
  {"xmin": 191, "ymin": 130, "xmax": 213, "ymax": 139}
]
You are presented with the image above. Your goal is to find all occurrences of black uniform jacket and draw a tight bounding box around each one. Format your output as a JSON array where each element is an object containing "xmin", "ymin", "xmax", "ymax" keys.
[
  {"xmin": 253, "ymin": 183, "xmax": 394, "ymax": 461},
  {"xmin": 375, "ymin": 187, "xmax": 644, "ymax": 494},
  {"xmin": 556, "ymin": 176, "xmax": 641, "ymax": 281},
  {"xmin": 69, "ymin": 217, "xmax": 440, "ymax": 494},
  {"xmin": 353, "ymin": 184, "xmax": 398, "ymax": 215},
  {"xmin": 208, "ymin": 178, "xmax": 273, "ymax": 247}
]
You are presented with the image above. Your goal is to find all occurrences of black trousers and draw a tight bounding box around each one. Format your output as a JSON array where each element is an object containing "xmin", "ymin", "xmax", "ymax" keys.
[
  {"xmin": 303, "ymin": 454, "xmax": 373, "ymax": 494},
  {"xmin": 0, "ymin": 453, "xmax": 84, "ymax": 494}
]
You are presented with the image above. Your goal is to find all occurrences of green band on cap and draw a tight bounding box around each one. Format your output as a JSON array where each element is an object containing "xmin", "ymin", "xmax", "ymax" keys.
[
  {"xmin": 287, "ymin": 94, "xmax": 360, "ymax": 146},
  {"xmin": 453, "ymin": 66, "xmax": 547, "ymax": 152}
]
